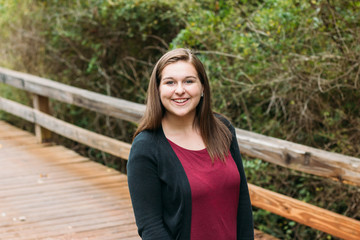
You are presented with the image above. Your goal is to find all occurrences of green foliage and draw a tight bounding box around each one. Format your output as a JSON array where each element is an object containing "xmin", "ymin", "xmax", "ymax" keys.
[
  {"xmin": 0, "ymin": 0, "xmax": 36, "ymax": 130},
  {"xmin": 39, "ymin": 0, "xmax": 182, "ymax": 97},
  {"xmin": 171, "ymin": 0, "xmax": 360, "ymax": 158},
  {"xmin": 39, "ymin": 0, "xmax": 184, "ymax": 150},
  {"xmin": 0, "ymin": 0, "xmax": 184, "ymax": 169},
  {"xmin": 1, "ymin": 0, "xmax": 359, "ymax": 239}
]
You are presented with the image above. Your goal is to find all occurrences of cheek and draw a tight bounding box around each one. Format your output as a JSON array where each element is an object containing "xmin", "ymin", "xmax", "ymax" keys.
[
  {"xmin": 159, "ymin": 86, "xmax": 173, "ymax": 98},
  {"xmin": 159, "ymin": 86, "xmax": 164, "ymax": 96},
  {"xmin": 158, "ymin": 87, "xmax": 168, "ymax": 104}
]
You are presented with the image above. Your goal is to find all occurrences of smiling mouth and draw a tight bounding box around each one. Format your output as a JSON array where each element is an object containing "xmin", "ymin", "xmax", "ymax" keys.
[{"xmin": 172, "ymin": 98, "xmax": 189, "ymax": 103}]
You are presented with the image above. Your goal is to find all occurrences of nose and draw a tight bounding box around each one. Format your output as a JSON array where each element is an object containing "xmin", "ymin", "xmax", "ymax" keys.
[{"xmin": 175, "ymin": 83, "xmax": 185, "ymax": 95}]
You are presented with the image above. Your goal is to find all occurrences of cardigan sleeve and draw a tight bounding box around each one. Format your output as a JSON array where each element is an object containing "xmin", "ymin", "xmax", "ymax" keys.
[
  {"xmin": 127, "ymin": 133, "xmax": 174, "ymax": 240},
  {"xmin": 229, "ymin": 125, "xmax": 255, "ymax": 240}
]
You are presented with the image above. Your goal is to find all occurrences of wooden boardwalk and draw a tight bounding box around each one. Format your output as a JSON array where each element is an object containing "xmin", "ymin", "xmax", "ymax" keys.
[
  {"xmin": 0, "ymin": 120, "xmax": 278, "ymax": 240},
  {"xmin": 0, "ymin": 120, "xmax": 139, "ymax": 239}
]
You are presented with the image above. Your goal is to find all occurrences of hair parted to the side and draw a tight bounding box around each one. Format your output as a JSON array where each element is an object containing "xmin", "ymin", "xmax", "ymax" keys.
[{"xmin": 133, "ymin": 48, "xmax": 232, "ymax": 161}]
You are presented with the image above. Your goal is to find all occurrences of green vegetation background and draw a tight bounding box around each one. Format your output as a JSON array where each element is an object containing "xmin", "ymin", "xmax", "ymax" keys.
[{"xmin": 0, "ymin": 0, "xmax": 359, "ymax": 239}]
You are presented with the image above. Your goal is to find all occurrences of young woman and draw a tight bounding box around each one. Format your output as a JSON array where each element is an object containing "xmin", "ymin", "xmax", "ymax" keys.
[{"xmin": 127, "ymin": 48, "xmax": 254, "ymax": 240}]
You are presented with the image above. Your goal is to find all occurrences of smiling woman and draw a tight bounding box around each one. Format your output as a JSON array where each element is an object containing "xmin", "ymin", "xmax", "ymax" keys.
[
  {"xmin": 159, "ymin": 61, "xmax": 204, "ymax": 148},
  {"xmin": 127, "ymin": 48, "xmax": 254, "ymax": 240}
]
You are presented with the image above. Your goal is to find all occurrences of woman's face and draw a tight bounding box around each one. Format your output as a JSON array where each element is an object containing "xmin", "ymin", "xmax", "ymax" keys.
[{"xmin": 159, "ymin": 61, "xmax": 204, "ymax": 120}]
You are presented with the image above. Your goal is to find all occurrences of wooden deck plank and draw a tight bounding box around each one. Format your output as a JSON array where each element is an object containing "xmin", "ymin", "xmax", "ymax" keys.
[
  {"xmin": 1, "ymin": 184, "xmax": 131, "ymax": 211},
  {"xmin": 1, "ymin": 174, "xmax": 128, "ymax": 199},
  {"xmin": 1, "ymin": 204, "xmax": 134, "ymax": 233},
  {"xmin": 1, "ymin": 206, "xmax": 135, "ymax": 233},
  {"xmin": 0, "ymin": 161, "xmax": 120, "ymax": 185},
  {"xmin": 0, "ymin": 145, "xmax": 80, "ymax": 160},
  {"xmin": 0, "ymin": 120, "xmax": 140, "ymax": 240}
]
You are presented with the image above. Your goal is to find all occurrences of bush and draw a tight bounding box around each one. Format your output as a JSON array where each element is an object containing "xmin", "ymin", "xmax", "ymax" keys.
[
  {"xmin": 0, "ymin": 0, "xmax": 184, "ymax": 169},
  {"xmin": 171, "ymin": 0, "xmax": 360, "ymax": 157}
]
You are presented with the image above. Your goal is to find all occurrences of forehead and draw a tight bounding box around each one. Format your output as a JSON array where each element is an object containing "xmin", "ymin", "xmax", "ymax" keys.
[{"xmin": 161, "ymin": 61, "xmax": 198, "ymax": 79}]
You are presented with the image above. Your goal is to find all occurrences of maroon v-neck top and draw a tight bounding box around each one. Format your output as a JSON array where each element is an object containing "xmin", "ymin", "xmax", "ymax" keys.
[{"xmin": 168, "ymin": 139, "xmax": 240, "ymax": 240}]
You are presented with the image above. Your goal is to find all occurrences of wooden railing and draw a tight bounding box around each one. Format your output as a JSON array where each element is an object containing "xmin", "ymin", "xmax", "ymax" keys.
[{"xmin": 1, "ymin": 66, "xmax": 360, "ymax": 240}]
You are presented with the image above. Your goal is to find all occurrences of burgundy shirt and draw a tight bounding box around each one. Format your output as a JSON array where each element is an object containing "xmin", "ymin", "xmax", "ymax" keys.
[{"xmin": 168, "ymin": 139, "xmax": 240, "ymax": 240}]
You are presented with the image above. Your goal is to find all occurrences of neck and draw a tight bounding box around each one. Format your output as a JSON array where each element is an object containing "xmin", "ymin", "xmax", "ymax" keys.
[
  {"xmin": 162, "ymin": 112, "xmax": 205, "ymax": 150},
  {"xmin": 162, "ymin": 112, "xmax": 198, "ymax": 135}
]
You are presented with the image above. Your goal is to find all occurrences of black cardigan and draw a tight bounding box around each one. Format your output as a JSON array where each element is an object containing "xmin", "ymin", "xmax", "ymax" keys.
[{"xmin": 127, "ymin": 118, "xmax": 254, "ymax": 240}]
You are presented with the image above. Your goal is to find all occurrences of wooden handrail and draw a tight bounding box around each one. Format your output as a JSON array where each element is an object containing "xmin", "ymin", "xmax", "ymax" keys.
[
  {"xmin": 236, "ymin": 128, "xmax": 360, "ymax": 185},
  {"xmin": 0, "ymin": 97, "xmax": 131, "ymax": 160},
  {"xmin": 249, "ymin": 184, "xmax": 360, "ymax": 240},
  {"xmin": 0, "ymin": 67, "xmax": 145, "ymax": 123},
  {"xmin": 1, "ymin": 67, "xmax": 360, "ymax": 239},
  {"xmin": 1, "ymin": 66, "xmax": 359, "ymax": 186}
]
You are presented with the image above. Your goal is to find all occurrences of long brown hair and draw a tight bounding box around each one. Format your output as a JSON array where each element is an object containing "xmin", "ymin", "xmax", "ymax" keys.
[{"xmin": 134, "ymin": 48, "xmax": 232, "ymax": 161}]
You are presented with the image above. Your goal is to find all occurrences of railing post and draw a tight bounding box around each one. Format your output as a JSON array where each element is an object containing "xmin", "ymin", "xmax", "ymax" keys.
[{"xmin": 32, "ymin": 94, "xmax": 52, "ymax": 143}]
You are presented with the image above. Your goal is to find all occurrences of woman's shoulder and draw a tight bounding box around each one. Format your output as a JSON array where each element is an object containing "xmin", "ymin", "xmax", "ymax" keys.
[
  {"xmin": 131, "ymin": 128, "xmax": 164, "ymax": 154},
  {"xmin": 133, "ymin": 129, "xmax": 154, "ymax": 142},
  {"xmin": 132, "ymin": 129, "xmax": 157, "ymax": 147},
  {"xmin": 128, "ymin": 131, "xmax": 156, "ymax": 166}
]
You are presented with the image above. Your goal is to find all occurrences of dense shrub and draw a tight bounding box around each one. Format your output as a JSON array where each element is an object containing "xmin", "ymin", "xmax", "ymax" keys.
[
  {"xmin": 172, "ymin": 0, "xmax": 360, "ymax": 157},
  {"xmin": 0, "ymin": 0, "xmax": 184, "ymax": 170},
  {"xmin": 0, "ymin": 0, "xmax": 45, "ymax": 130},
  {"xmin": 38, "ymin": 0, "xmax": 184, "ymax": 167}
]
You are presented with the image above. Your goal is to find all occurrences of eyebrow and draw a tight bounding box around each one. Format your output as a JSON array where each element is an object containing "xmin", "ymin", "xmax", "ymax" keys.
[{"xmin": 161, "ymin": 76, "xmax": 197, "ymax": 81}]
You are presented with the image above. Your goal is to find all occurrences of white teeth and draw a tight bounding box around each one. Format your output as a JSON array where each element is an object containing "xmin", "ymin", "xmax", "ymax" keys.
[{"xmin": 174, "ymin": 99, "xmax": 187, "ymax": 103}]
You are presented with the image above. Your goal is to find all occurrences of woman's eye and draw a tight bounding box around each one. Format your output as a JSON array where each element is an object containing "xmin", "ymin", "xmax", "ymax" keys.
[
  {"xmin": 185, "ymin": 80, "xmax": 194, "ymax": 84},
  {"xmin": 165, "ymin": 81, "xmax": 174, "ymax": 85}
]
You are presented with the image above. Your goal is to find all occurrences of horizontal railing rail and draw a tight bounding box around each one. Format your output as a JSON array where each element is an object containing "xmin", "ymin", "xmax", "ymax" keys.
[
  {"xmin": 1, "ymin": 67, "xmax": 359, "ymax": 239},
  {"xmin": 1, "ymin": 67, "xmax": 359, "ymax": 186}
]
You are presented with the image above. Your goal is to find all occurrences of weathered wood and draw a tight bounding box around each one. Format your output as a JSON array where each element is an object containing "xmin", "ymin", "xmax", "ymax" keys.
[
  {"xmin": 254, "ymin": 230, "xmax": 279, "ymax": 240},
  {"xmin": 248, "ymin": 183, "xmax": 360, "ymax": 240},
  {"xmin": 32, "ymin": 94, "xmax": 52, "ymax": 143},
  {"xmin": 0, "ymin": 97, "xmax": 131, "ymax": 160},
  {"xmin": 0, "ymin": 67, "xmax": 145, "ymax": 123},
  {"xmin": 236, "ymin": 128, "xmax": 360, "ymax": 186},
  {"xmin": 0, "ymin": 121, "xmax": 139, "ymax": 240}
]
